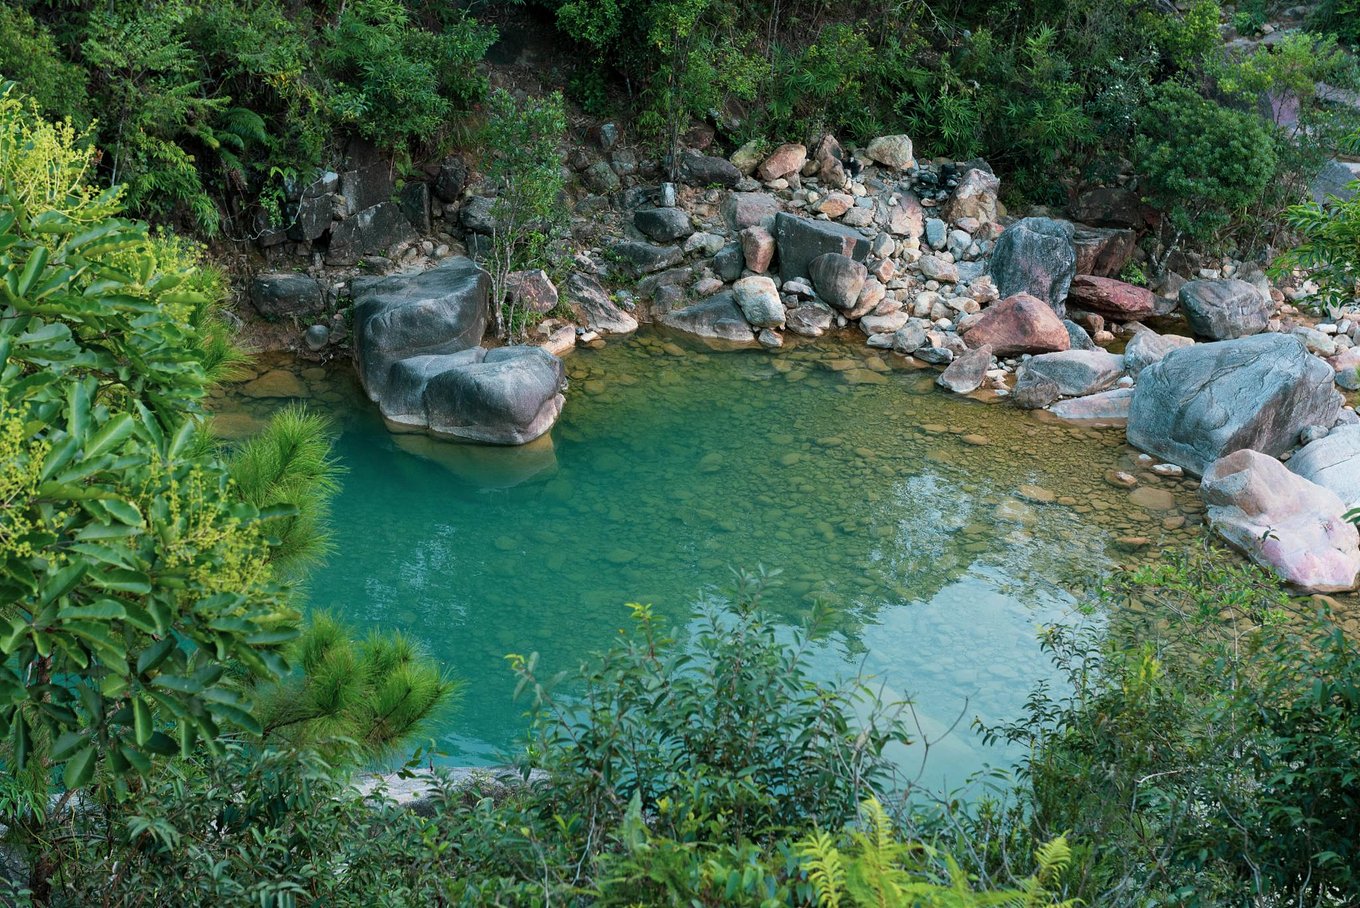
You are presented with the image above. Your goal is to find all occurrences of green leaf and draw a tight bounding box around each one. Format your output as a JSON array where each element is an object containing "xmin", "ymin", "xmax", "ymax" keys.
[
  {"xmin": 63, "ymin": 745, "xmax": 96, "ymax": 787},
  {"xmin": 85, "ymin": 413, "xmax": 135, "ymax": 458},
  {"xmin": 133, "ymin": 697, "xmax": 152, "ymax": 746}
]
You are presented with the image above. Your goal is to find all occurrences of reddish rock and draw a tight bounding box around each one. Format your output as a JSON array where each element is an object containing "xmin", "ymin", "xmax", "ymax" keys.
[
  {"xmin": 1067, "ymin": 275, "xmax": 1157, "ymax": 320},
  {"xmin": 812, "ymin": 134, "xmax": 847, "ymax": 188},
  {"xmin": 505, "ymin": 269, "xmax": 559, "ymax": 314},
  {"xmin": 740, "ymin": 226, "xmax": 776, "ymax": 274},
  {"xmin": 757, "ymin": 143, "xmax": 808, "ymax": 182},
  {"xmin": 818, "ymin": 193, "xmax": 854, "ymax": 218},
  {"xmin": 1072, "ymin": 225, "xmax": 1137, "ymax": 277},
  {"xmin": 962, "ymin": 293, "xmax": 1071, "ymax": 356}
]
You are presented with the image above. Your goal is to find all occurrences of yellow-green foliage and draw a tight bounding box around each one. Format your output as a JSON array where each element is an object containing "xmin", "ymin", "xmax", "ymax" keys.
[
  {"xmin": 798, "ymin": 799, "xmax": 1079, "ymax": 908},
  {"xmin": 0, "ymin": 81, "xmax": 297, "ymax": 788}
]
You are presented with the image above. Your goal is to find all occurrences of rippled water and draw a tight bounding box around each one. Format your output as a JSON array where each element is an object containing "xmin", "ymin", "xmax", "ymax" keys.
[{"xmin": 217, "ymin": 330, "xmax": 1207, "ymax": 788}]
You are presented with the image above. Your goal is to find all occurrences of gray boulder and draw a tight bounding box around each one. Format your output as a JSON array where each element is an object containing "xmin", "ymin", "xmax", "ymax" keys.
[
  {"xmin": 1124, "ymin": 329, "xmax": 1194, "ymax": 379},
  {"xmin": 1012, "ymin": 370, "xmax": 1062, "ymax": 409},
  {"xmin": 1128, "ymin": 334, "xmax": 1342, "ymax": 475},
  {"xmin": 937, "ymin": 344, "xmax": 991, "ymax": 394},
  {"xmin": 565, "ymin": 273, "xmax": 637, "ymax": 334},
  {"xmin": 775, "ymin": 212, "xmax": 870, "ymax": 283},
  {"xmin": 399, "ymin": 181, "xmax": 431, "ymax": 233},
  {"xmin": 1288, "ymin": 424, "xmax": 1360, "ymax": 510},
  {"xmin": 326, "ymin": 202, "xmax": 417, "ymax": 265},
  {"xmin": 658, "ymin": 292, "xmax": 758, "ymax": 347},
  {"xmin": 1178, "ymin": 279, "xmax": 1271, "ymax": 340},
  {"xmin": 786, "ymin": 301, "xmax": 835, "ymax": 338},
  {"xmin": 1048, "ymin": 388, "xmax": 1133, "ymax": 422},
  {"xmin": 249, "ymin": 273, "xmax": 325, "ymax": 321},
  {"xmin": 679, "ymin": 153, "xmax": 741, "ymax": 188},
  {"xmin": 731, "ymin": 276, "xmax": 785, "ymax": 328},
  {"xmin": 433, "ymin": 155, "xmax": 468, "ymax": 203},
  {"xmin": 722, "ymin": 192, "xmax": 779, "ymax": 231},
  {"xmin": 1020, "ymin": 349, "xmax": 1124, "ymax": 397},
  {"xmin": 353, "ymin": 257, "xmax": 490, "ymax": 401},
  {"xmin": 634, "ymin": 207, "xmax": 693, "ymax": 243},
  {"xmin": 422, "ymin": 346, "xmax": 566, "ymax": 445},
  {"xmin": 1062, "ymin": 319, "xmax": 1097, "ymax": 351},
  {"xmin": 988, "ymin": 217, "xmax": 1076, "ymax": 315},
  {"xmin": 808, "ymin": 253, "xmax": 868, "ymax": 311},
  {"xmin": 608, "ymin": 240, "xmax": 685, "ymax": 276},
  {"xmin": 460, "ymin": 196, "xmax": 497, "ymax": 234},
  {"xmin": 713, "ymin": 243, "xmax": 745, "ymax": 281}
]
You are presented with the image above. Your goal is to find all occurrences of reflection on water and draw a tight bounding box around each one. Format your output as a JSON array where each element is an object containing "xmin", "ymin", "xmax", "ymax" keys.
[{"xmin": 216, "ymin": 331, "xmax": 1207, "ymax": 787}]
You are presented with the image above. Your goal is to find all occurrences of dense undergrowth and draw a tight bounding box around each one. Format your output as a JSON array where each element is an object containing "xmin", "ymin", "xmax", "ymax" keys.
[{"xmin": 1, "ymin": 0, "xmax": 1358, "ymax": 259}]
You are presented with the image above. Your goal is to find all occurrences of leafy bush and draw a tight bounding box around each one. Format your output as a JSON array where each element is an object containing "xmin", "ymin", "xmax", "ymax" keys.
[
  {"xmin": 1133, "ymin": 82, "xmax": 1278, "ymax": 246},
  {"xmin": 322, "ymin": 0, "xmax": 493, "ymax": 156},
  {"xmin": 990, "ymin": 545, "xmax": 1360, "ymax": 905},
  {"xmin": 0, "ymin": 7, "xmax": 88, "ymax": 121},
  {"xmin": 1308, "ymin": 0, "xmax": 1360, "ymax": 46},
  {"xmin": 1273, "ymin": 129, "xmax": 1360, "ymax": 309}
]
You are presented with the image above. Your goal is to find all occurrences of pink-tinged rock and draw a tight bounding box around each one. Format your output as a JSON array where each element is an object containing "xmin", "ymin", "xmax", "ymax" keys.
[
  {"xmin": 1330, "ymin": 347, "xmax": 1360, "ymax": 390},
  {"xmin": 757, "ymin": 143, "xmax": 808, "ymax": 182},
  {"xmin": 962, "ymin": 293, "xmax": 1071, "ymax": 356},
  {"xmin": 1047, "ymin": 388, "xmax": 1133, "ymax": 422},
  {"xmin": 846, "ymin": 278, "xmax": 886, "ymax": 319},
  {"xmin": 505, "ymin": 268, "xmax": 559, "ymax": 314},
  {"xmin": 1072, "ymin": 225, "xmax": 1137, "ymax": 277},
  {"xmin": 1201, "ymin": 449, "xmax": 1360, "ymax": 593},
  {"xmin": 886, "ymin": 191, "xmax": 924, "ymax": 239},
  {"xmin": 943, "ymin": 168, "xmax": 999, "ymax": 223},
  {"xmin": 812, "ymin": 134, "xmax": 847, "ymax": 188},
  {"xmin": 937, "ymin": 344, "xmax": 992, "ymax": 394},
  {"xmin": 1067, "ymin": 275, "xmax": 1157, "ymax": 320},
  {"xmin": 818, "ymin": 193, "xmax": 854, "ymax": 218},
  {"xmin": 540, "ymin": 325, "xmax": 576, "ymax": 357},
  {"xmin": 863, "ymin": 135, "xmax": 915, "ymax": 170},
  {"xmin": 741, "ymin": 225, "xmax": 776, "ymax": 274},
  {"xmin": 871, "ymin": 257, "xmax": 895, "ymax": 282}
]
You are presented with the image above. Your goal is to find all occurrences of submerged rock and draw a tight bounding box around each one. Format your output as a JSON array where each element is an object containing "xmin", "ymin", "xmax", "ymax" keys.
[
  {"xmin": 1128, "ymin": 334, "xmax": 1342, "ymax": 475},
  {"xmin": 1019, "ymin": 349, "xmax": 1123, "ymax": 397},
  {"xmin": 1202, "ymin": 449, "xmax": 1360, "ymax": 593},
  {"xmin": 1047, "ymin": 388, "xmax": 1133, "ymax": 422}
]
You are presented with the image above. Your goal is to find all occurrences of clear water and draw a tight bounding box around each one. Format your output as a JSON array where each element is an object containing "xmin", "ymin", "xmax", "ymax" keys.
[{"xmin": 218, "ymin": 331, "xmax": 1205, "ymax": 789}]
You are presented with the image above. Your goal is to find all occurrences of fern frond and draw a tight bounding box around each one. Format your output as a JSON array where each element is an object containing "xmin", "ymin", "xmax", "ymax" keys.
[{"xmin": 797, "ymin": 831, "xmax": 846, "ymax": 908}]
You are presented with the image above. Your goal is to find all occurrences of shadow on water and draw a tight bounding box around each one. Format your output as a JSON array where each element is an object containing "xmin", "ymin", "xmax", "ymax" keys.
[{"xmin": 216, "ymin": 330, "xmax": 1209, "ymax": 788}]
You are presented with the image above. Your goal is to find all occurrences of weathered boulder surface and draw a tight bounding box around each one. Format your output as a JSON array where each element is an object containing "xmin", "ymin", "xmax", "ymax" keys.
[
  {"xmin": 1047, "ymin": 388, "xmax": 1133, "ymax": 422},
  {"xmin": 1071, "ymin": 225, "xmax": 1136, "ymax": 277},
  {"xmin": 943, "ymin": 168, "xmax": 999, "ymax": 223},
  {"xmin": 1178, "ymin": 279, "xmax": 1272, "ymax": 340},
  {"xmin": 1067, "ymin": 275, "xmax": 1156, "ymax": 320},
  {"xmin": 1202, "ymin": 449, "xmax": 1360, "ymax": 593},
  {"xmin": 722, "ymin": 192, "xmax": 779, "ymax": 231},
  {"xmin": 249, "ymin": 273, "xmax": 325, "ymax": 321},
  {"xmin": 937, "ymin": 344, "xmax": 991, "ymax": 394},
  {"xmin": 658, "ymin": 292, "xmax": 758, "ymax": 347},
  {"xmin": 1128, "ymin": 334, "xmax": 1342, "ymax": 475},
  {"xmin": 1012, "ymin": 369, "xmax": 1061, "ymax": 409},
  {"xmin": 1020, "ymin": 349, "xmax": 1124, "ymax": 397},
  {"xmin": 566, "ymin": 273, "xmax": 637, "ymax": 334},
  {"xmin": 353, "ymin": 257, "xmax": 490, "ymax": 398},
  {"xmin": 731, "ymin": 276, "xmax": 785, "ymax": 328},
  {"xmin": 988, "ymin": 217, "xmax": 1076, "ymax": 314},
  {"xmin": 757, "ymin": 143, "xmax": 807, "ymax": 181},
  {"xmin": 863, "ymin": 135, "xmax": 915, "ymax": 170},
  {"xmin": 962, "ymin": 293, "xmax": 1071, "ymax": 356},
  {"xmin": 608, "ymin": 240, "xmax": 685, "ymax": 275},
  {"xmin": 1124, "ymin": 329, "xmax": 1194, "ymax": 379},
  {"xmin": 326, "ymin": 202, "xmax": 417, "ymax": 265},
  {"xmin": 775, "ymin": 212, "xmax": 870, "ymax": 282},
  {"xmin": 353, "ymin": 259, "xmax": 565, "ymax": 445},
  {"xmin": 1288, "ymin": 424, "xmax": 1360, "ymax": 510},
  {"xmin": 634, "ymin": 207, "xmax": 693, "ymax": 243},
  {"xmin": 504, "ymin": 269, "xmax": 558, "ymax": 314},
  {"xmin": 809, "ymin": 253, "xmax": 868, "ymax": 311},
  {"xmin": 679, "ymin": 152, "xmax": 741, "ymax": 188}
]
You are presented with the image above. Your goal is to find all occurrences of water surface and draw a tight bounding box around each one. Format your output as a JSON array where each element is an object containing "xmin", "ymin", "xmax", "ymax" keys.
[{"xmin": 220, "ymin": 331, "xmax": 1205, "ymax": 787}]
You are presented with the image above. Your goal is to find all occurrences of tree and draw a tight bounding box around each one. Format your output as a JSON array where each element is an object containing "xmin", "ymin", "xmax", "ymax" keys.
[
  {"xmin": 479, "ymin": 89, "xmax": 567, "ymax": 341},
  {"xmin": 0, "ymin": 83, "xmax": 299, "ymax": 899}
]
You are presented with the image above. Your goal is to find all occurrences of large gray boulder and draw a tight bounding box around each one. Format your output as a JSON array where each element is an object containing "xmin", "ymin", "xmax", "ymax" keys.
[
  {"xmin": 1178, "ymin": 279, "xmax": 1271, "ymax": 340},
  {"xmin": 249, "ymin": 273, "xmax": 325, "ymax": 321},
  {"xmin": 1128, "ymin": 334, "xmax": 1342, "ymax": 475},
  {"xmin": 987, "ymin": 217, "xmax": 1076, "ymax": 315},
  {"xmin": 353, "ymin": 259, "xmax": 565, "ymax": 445},
  {"xmin": 658, "ymin": 292, "xmax": 758, "ymax": 347},
  {"xmin": 1202, "ymin": 449, "xmax": 1360, "ymax": 593},
  {"xmin": 731, "ymin": 276, "xmax": 784, "ymax": 328},
  {"xmin": 774, "ymin": 212, "xmax": 870, "ymax": 283},
  {"xmin": 353, "ymin": 257, "xmax": 490, "ymax": 399},
  {"xmin": 608, "ymin": 240, "xmax": 685, "ymax": 276},
  {"xmin": 421, "ymin": 347, "xmax": 566, "ymax": 445},
  {"xmin": 1288, "ymin": 424, "xmax": 1360, "ymax": 510},
  {"xmin": 634, "ymin": 207, "xmax": 692, "ymax": 243},
  {"xmin": 1019, "ymin": 349, "xmax": 1124, "ymax": 397},
  {"xmin": 678, "ymin": 153, "xmax": 741, "ymax": 188}
]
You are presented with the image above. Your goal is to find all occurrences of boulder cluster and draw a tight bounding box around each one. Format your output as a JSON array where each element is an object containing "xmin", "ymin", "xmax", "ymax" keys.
[{"xmin": 240, "ymin": 127, "xmax": 1360, "ymax": 592}]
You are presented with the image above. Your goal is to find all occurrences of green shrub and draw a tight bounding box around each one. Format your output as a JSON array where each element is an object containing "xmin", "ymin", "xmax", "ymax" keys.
[
  {"xmin": 1272, "ymin": 129, "xmax": 1360, "ymax": 309},
  {"xmin": 1308, "ymin": 0, "xmax": 1360, "ymax": 46},
  {"xmin": 0, "ymin": 7, "xmax": 88, "ymax": 121},
  {"xmin": 1133, "ymin": 82, "xmax": 1278, "ymax": 246}
]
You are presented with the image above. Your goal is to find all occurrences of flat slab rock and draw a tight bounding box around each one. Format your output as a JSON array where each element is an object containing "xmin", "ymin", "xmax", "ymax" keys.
[
  {"xmin": 1202, "ymin": 448, "xmax": 1360, "ymax": 593},
  {"xmin": 1288, "ymin": 424, "xmax": 1360, "ymax": 510},
  {"xmin": 658, "ymin": 291, "xmax": 758, "ymax": 348}
]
